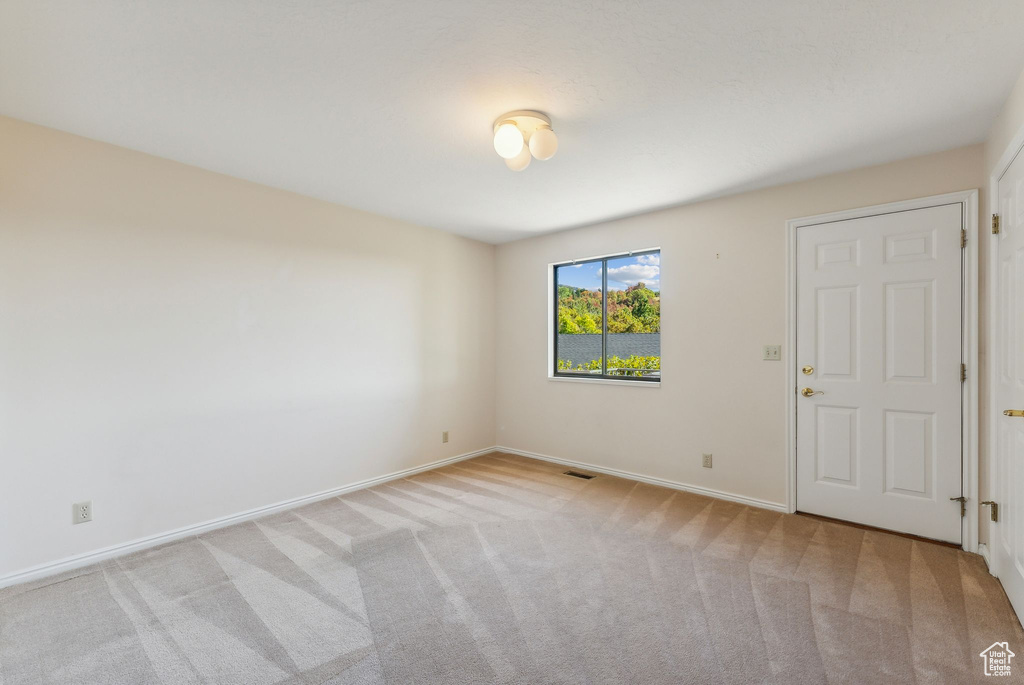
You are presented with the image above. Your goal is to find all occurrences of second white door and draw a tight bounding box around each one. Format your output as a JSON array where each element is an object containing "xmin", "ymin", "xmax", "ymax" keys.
[
  {"xmin": 989, "ymin": 144, "xmax": 1024, "ymax": 618},
  {"xmin": 795, "ymin": 200, "xmax": 964, "ymax": 543}
]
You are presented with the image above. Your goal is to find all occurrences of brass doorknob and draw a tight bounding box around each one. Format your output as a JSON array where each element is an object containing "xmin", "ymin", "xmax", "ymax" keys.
[
  {"xmin": 802, "ymin": 365, "xmax": 814, "ymax": 375},
  {"xmin": 800, "ymin": 387, "xmax": 823, "ymax": 397}
]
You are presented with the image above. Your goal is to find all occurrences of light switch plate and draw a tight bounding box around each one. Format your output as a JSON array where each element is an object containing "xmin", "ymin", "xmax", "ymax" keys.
[{"xmin": 762, "ymin": 345, "xmax": 782, "ymax": 361}]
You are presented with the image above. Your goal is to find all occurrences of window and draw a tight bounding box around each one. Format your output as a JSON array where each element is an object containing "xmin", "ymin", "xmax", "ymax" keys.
[{"xmin": 553, "ymin": 249, "xmax": 660, "ymax": 382}]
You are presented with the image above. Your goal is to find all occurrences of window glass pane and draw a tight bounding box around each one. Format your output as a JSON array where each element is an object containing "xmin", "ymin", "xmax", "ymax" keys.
[
  {"xmin": 555, "ymin": 261, "xmax": 603, "ymax": 375},
  {"xmin": 605, "ymin": 253, "xmax": 660, "ymax": 378}
]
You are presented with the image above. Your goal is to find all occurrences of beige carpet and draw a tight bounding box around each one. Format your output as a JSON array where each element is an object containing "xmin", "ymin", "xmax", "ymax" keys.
[{"xmin": 1, "ymin": 452, "xmax": 1021, "ymax": 684}]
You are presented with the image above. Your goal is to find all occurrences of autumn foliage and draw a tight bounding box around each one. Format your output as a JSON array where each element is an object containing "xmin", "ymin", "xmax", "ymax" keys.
[
  {"xmin": 556, "ymin": 280, "xmax": 661, "ymax": 376},
  {"xmin": 557, "ymin": 283, "xmax": 661, "ymax": 334}
]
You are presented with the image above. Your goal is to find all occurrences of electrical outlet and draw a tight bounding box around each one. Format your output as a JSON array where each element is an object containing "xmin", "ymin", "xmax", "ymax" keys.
[
  {"xmin": 442, "ymin": 431, "xmax": 449, "ymax": 444},
  {"xmin": 702, "ymin": 453, "xmax": 713, "ymax": 469},
  {"xmin": 72, "ymin": 501, "xmax": 92, "ymax": 524},
  {"xmin": 762, "ymin": 345, "xmax": 782, "ymax": 361}
]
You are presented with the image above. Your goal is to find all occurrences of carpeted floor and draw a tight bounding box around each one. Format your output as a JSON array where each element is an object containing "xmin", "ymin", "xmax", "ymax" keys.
[{"xmin": 1, "ymin": 452, "xmax": 1021, "ymax": 684}]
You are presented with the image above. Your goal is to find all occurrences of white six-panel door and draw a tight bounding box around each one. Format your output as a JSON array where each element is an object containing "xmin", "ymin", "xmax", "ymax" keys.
[
  {"xmin": 991, "ymin": 148, "xmax": 1024, "ymax": 616},
  {"xmin": 795, "ymin": 202, "xmax": 964, "ymax": 543}
]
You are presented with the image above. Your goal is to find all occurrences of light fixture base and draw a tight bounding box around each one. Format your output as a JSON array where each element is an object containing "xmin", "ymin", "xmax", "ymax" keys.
[{"xmin": 493, "ymin": 110, "xmax": 552, "ymax": 143}]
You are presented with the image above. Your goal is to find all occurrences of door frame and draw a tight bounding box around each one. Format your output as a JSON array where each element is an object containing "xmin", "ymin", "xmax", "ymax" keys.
[
  {"xmin": 986, "ymin": 122, "xmax": 1024, "ymax": 570},
  {"xmin": 785, "ymin": 189, "xmax": 980, "ymax": 552}
]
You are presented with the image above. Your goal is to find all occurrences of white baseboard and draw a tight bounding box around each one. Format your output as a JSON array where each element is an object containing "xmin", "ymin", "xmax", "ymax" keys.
[
  {"xmin": 3, "ymin": 445, "xmax": 791, "ymax": 590},
  {"xmin": 0, "ymin": 447, "xmax": 495, "ymax": 590},
  {"xmin": 979, "ymin": 543, "xmax": 993, "ymax": 572},
  {"xmin": 496, "ymin": 446, "xmax": 789, "ymax": 513}
]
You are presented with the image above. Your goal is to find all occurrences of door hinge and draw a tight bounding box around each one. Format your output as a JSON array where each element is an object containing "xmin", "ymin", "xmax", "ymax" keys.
[
  {"xmin": 981, "ymin": 501, "xmax": 999, "ymax": 522},
  {"xmin": 961, "ymin": 363, "xmax": 967, "ymax": 383},
  {"xmin": 993, "ymin": 214, "xmax": 1001, "ymax": 234},
  {"xmin": 950, "ymin": 496, "xmax": 967, "ymax": 517},
  {"xmin": 961, "ymin": 229, "xmax": 967, "ymax": 248}
]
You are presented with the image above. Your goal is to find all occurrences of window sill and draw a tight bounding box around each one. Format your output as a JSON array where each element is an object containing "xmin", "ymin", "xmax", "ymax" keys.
[{"xmin": 548, "ymin": 376, "xmax": 661, "ymax": 387}]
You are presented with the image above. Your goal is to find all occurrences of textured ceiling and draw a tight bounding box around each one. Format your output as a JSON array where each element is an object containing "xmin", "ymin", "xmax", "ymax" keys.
[{"xmin": 2, "ymin": 1, "xmax": 1024, "ymax": 243}]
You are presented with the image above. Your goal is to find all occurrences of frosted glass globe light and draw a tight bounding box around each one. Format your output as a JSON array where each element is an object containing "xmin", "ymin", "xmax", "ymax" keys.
[
  {"xmin": 504, "ymin": 144, "xmax": 532, "ymax": 171},
  {"xmin": 493, "ymin": 121, "xmax": 524, "ymax": 159},
  {"xmin": 529, "ymin": 125, "xmax": 558, "ymax": 161}
]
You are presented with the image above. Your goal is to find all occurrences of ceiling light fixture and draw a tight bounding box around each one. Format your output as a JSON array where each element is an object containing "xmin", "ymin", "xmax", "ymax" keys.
[
  {"xmin": 492, "ymin": 120, "xmax": 524, "ymax": 159},
  {"xmin": 492, "ymin": 110, "xmax": 558, "ymax": 171}
]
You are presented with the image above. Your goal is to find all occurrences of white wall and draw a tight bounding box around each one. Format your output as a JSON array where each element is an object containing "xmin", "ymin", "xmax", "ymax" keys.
[
  {"xmin": 495, "ymin": 145, "xmax": 984, "ymax": 507},
  {"xmin": 4, "ymin": 91, "xmax": 1018, "ymax": 582},
  {"xmin": 986, "ymin": 68, "xmax": 1024, "ymax": 176},
  {"xmin": 0, "ymin": 117, "xmax": 496, "ymax": 579}
]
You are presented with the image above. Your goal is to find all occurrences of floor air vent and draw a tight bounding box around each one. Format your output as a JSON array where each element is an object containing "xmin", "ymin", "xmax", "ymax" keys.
[{"xmin": 563, "ymin": 470, "xmax": 596, "ymax": 479}]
